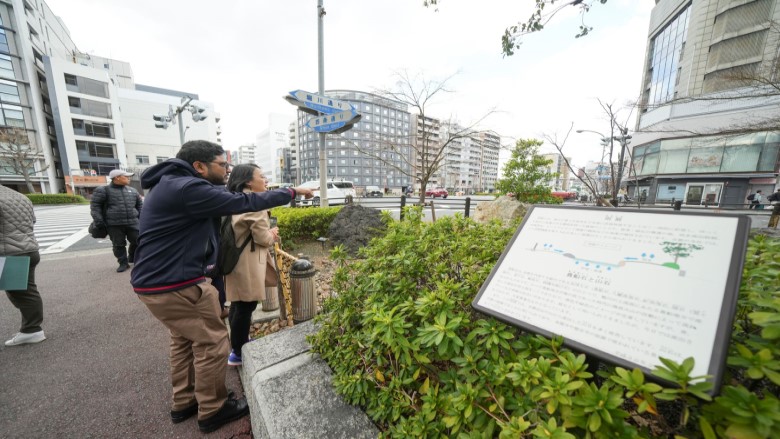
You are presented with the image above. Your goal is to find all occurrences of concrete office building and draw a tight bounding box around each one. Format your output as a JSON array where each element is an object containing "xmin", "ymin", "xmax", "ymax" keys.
[
  {"xmin": 119, "ymin": 85, "xmax": 220, "ymax": 174},
  {"xmin": 296, "ymin": 90, "xmax": 413, "ymax": 190},
  {"xmin": 0, "ymin": 0, "xmax": 220, "ymax": 194},
  {"xmin": 629, "ymin": 0, "xmax": 780, "ymax": 206},
  {"xmin": 0, "ymin": 0, "xmax": 78, "ymax": 192}
]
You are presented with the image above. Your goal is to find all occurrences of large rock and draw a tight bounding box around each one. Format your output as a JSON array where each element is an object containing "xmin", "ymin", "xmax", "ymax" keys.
[
  {"xmin": 241, "ymin": 321, "xmax": 378, "ymax": 439},
  {"xmin": 328, "ymin": 204, "xmax": 386, "ymax": 255},
  {"xmin": 473, "ymin": 196, "xmax": 529, "ymax": 226}
]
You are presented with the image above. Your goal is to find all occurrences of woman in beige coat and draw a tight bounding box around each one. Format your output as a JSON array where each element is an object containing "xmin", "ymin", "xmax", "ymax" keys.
[{"xmin": 224, "ymin": 164, "xmax": 279, "ymax": 366}]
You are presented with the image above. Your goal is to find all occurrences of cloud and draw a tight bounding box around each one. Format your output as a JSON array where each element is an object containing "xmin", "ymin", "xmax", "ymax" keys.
[{"xmin": 46, "ymin": 0, "xmax": 652, "ymax": 167}]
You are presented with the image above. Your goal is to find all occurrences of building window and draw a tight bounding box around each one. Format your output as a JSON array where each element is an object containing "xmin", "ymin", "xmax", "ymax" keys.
[
  {"xmin": 76, "ymin": 140, "xmax": 116, "ymax": 159},
  {"xmin": 136, "ymin": 155, "xmax": 150, "ymax": 165},
  {"xmin": 645, "ymin": 4, "xmax": 691, "ymax": 106},
  {"xmin": 68, "ymin": 96, "xmax": 81, "ymax": 108},
  {"xmin": 156, "ymin": 156, "xmax": 168, "ymax": 164},
  {"xmin": 64, "ymin": 74, "xmax": 77, "ymax": 85}
]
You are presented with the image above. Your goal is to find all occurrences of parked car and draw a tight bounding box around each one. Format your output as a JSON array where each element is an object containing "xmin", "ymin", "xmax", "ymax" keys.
[
  {"xmin": 298, "ymin": 180, "xmax": 356, "ymax": 206},
  {"xmin": 425, "ymin": 187, "xmax": 449, "ymax": 198},
  {"xmin": 365, "ymin": 185, "xmax": 383, "ymax": 197}
]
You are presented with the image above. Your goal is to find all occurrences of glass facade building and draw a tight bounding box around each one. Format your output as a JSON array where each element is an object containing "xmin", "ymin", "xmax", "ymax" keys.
[
  {"xmin": 644, "ymin": 4, "xmax": 691, "ymax": 107},
  {"xmin": 631, "ymin": 0, "xmax": 780, "ymax": 207}
]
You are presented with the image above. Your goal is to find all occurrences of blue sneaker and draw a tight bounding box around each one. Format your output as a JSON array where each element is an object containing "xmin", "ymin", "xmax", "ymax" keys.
[{"xmin": 227, "ymin": 351, "xmax": 242, "ymax": 366}]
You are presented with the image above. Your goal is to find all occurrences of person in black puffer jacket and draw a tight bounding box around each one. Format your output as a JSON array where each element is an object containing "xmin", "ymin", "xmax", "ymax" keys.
[{"xmin": 90, "ymin": 169, "xmax": 143, "ymax": 272}]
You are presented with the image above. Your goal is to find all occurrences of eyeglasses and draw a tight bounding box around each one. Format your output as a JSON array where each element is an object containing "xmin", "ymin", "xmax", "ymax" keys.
[{"xmin": 210, "ymin": 161, "xmax": 230, "ymax": 169}]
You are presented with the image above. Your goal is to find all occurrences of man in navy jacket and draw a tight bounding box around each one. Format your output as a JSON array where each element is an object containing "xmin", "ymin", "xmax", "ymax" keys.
[{"xmin": 131, "ymin": 140, "xmax": 312, "ymax": 433}]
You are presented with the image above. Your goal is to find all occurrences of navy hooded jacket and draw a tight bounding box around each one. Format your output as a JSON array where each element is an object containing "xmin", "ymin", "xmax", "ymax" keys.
[{"xmin": 130, "ymin": 159, "xmax": 293, "ymax": 294}]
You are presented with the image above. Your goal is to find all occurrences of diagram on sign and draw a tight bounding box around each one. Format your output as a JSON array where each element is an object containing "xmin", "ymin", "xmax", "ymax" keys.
[{"xmin": 530, "ymin": 240, "xmax": 704, "ymax": 276}]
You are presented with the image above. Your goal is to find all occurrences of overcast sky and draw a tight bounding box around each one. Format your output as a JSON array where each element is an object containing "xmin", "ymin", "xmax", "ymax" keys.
[{"xmin": 45, "ymin": 0, "xmax": 654, "ymax": 167}]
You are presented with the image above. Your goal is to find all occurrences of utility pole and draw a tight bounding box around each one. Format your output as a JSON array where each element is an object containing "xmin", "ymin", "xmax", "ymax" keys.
[{"xmin": 317, "ymin": 0, "xmax": 328, "ymax": 207}]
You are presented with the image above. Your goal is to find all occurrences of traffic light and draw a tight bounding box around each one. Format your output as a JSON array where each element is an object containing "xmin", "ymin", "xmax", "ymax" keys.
[
  {"xmin": 191, "ymin": 106, "xmax": 207, "ymax": 122},
  {"xmin": 153, "ymin": 114, "xmax": 171, "ymax": 129}
]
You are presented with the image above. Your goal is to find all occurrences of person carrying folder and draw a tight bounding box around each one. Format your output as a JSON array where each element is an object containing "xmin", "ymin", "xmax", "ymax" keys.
[{"xmin": 0, "ymin": 184, "xmax": 45, "ymax": 346}]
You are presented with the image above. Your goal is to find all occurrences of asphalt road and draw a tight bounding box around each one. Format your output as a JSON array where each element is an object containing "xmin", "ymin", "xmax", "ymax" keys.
[{"xmin": 0, "ymin": 249, "xmax": 251, "ymax": 439}]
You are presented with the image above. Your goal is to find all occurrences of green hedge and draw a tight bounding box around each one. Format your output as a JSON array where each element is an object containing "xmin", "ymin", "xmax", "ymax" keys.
[
  {"xmin": 26, "ymin": 193, "xmax": 88, "ymax": 204},
  {"xmin": 310, "ymin": 208, "xmax": 780, "ymax": 438},
  {"xmin": 272, "ymin": 206, "xmax": 341, "ymax": 244}
]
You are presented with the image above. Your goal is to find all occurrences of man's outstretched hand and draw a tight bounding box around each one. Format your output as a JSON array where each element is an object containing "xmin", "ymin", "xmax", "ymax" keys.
[{"xmin": 293, "ymin": 187, "xmax": 315, "ymax": 199}]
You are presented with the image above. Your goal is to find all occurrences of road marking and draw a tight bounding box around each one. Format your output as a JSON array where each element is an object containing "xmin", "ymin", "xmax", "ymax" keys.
[{"xmin": 40, "ymin": 227, "xmax": 91, "ymax": 254}]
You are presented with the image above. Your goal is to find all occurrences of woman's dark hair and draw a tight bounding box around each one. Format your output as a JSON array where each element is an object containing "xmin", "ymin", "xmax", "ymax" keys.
[
  {"xmin": 227, "ymin": 164, "xmax": 261, "ymax": 193},
  {"xmin": 176, "ymin": 140, "xmax": 225, "ymax": 166}
]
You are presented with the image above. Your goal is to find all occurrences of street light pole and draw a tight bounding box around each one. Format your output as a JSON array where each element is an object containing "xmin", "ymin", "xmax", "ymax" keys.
[{"xmin": 152, "ymin": 95, "xmax": 204, "ymax": 147}]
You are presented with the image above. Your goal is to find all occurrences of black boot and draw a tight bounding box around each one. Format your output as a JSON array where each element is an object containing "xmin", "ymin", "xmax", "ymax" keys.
[{"xmin": 117, "ymin": 258, "xmax": 129, "ymax": 272}]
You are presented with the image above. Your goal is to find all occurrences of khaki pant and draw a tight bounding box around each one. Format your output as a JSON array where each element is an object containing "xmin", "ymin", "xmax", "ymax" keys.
[{"xmin": 137, "ymin": 282, "xmax": 229, "ymax": 420}]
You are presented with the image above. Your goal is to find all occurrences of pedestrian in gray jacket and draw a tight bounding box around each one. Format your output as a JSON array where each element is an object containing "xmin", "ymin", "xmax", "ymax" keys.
[
  {"xmin": 0, "ymin": 184, "xmax": 46, "ymax": 346},
  {"xmin": 90, "ymin": 169, "xmax": 143, "ymax": 272}
]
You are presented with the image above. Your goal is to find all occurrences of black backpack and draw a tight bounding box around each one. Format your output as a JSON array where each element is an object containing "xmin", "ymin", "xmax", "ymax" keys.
[
  {"xmin": 747, "ymin": 193, "xmax": 756, "ymax": 201},
  {"xmin": 216, "ymin": 216, "xmax": 254, "ymax": 276}
]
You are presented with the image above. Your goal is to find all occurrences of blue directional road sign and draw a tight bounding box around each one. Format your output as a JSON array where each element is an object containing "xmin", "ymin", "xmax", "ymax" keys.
[
  {"xmin": 305, "ymin": 109, "xmax": 361, "ymax": 134},
  {"xmin": 284, "ymin": 90, "xmax": 354, "ymax": 115}
]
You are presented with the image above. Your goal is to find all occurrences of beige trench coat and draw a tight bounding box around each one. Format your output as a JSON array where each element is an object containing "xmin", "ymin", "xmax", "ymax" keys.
[{"xmin": 224, "ymin": 209, "xmax": 275, "ymax": 303}]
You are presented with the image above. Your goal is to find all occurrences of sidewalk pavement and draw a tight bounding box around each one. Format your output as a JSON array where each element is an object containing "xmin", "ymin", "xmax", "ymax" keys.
[{"xmin": 0, "ymin": 249, "xmax": 250, "ymax": 438}]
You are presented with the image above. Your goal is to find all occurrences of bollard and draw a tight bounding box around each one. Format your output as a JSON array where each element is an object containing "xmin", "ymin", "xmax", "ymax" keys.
[
  {"xmin": 277, "ymin": 282, "xmax": 287, "ymax": 322},
  {"xmin": 262, "ymin": 252, "xmax": 280, "ymax": 311},
  {"xmin": 262, "ymin": 286, "xmax": 279, "ymax": 311},
  {"xmin": 465, "ymin": 197, "xmax": 471, "ymax": 218},
  {"xmin": 400, "ymin": 195, "xmax": 406, "ymax": 221},
  {"xmin": 290, "ymin": 258, "xmax": 317, "ymax": 323},
  {"xmin": 673, "ymin": 200, "xmax": 682, "ymax": 211}
]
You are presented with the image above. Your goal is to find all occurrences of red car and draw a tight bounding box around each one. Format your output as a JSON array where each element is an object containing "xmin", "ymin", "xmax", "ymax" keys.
[{"xmin": 425, "ymin": 187, "xmax": 448, "ymax": 198}]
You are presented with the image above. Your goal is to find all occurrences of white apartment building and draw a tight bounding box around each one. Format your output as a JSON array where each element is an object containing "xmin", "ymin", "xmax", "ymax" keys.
[
  {"xmin": 426, "ymin": 120, "xmax": 501, "ymax": 193},
  {"xmin": 235, "ymin": 144, "xmax": 256, "ymax": 165},
  {"xmin": 256, "ymin": 113, "xmax": 291, "ymax": 184},
  {"xmin": 288, "ymin": 120, "xmax": 299, "ymax": 184},
  {"xmin": 541, "ymin": 153, "xmax": 572, "ymax": 191}
]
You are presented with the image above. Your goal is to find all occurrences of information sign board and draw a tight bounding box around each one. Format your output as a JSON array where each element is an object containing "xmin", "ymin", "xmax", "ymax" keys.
[
  {"xmin": 472, "ymin": 206, "xmax": 750, "ymax": 393},
  {"xmin": 305, "ymin": 109, "xmax": 361, "ymax": 134},
  {"xmin": 284, "ymin": 90, "xmax": 354, "ymax": 115}
]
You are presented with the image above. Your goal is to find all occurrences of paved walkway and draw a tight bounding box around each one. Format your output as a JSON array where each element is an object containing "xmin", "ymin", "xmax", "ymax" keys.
[{"xmin": 0, "ymin": 249, "xmax": 251, "ymax": 438}]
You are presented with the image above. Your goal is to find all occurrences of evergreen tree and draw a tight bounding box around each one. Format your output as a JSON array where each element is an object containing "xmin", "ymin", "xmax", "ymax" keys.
[{"xmin": 496, "ymin": 138, "xmax": 560, "ymax": 204}]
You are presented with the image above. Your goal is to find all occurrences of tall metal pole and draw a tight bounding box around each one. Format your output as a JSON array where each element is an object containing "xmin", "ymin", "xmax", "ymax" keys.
[
  {"xmin": 177, "ymin": 111, "xmax": 185, "ymax": 146},
  {"xmin": 317, "ymin": 0, "xmax": 329, "ymax": 207}
]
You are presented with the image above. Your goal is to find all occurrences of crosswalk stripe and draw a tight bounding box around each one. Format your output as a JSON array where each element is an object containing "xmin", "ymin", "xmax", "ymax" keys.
[{"xmin": 33, "ymin": 205, "xmax": 94, "ymax": 253}]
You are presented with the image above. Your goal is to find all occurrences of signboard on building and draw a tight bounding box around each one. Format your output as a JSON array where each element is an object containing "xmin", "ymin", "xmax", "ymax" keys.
[
  {"xmin": 472, "ymin": 206, "xmax": 750, "ymax": 394},
  {"xmin": 66, "ymin": 175, "xmax": 108, "ymax": 186}
]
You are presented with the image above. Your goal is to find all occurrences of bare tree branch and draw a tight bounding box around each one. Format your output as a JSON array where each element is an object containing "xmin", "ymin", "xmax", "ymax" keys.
[
  {"xmin": 0, "ymin": 127, "xmax": 48, "ymax": 193},
  {"xmin": 372, "ymin": 70, "xmax": 494, "ymax": 203}
]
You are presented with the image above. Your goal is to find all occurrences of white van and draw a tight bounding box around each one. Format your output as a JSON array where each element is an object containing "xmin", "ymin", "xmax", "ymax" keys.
[{"xmin": 298, "ymin": 180, "xmax": 356, "ymax": 206}]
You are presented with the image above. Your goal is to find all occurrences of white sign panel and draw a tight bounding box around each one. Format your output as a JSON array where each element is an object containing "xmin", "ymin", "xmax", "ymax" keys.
[{"xmin": 472, "ymin": 206, "xmax": 749, "ymax": 393}]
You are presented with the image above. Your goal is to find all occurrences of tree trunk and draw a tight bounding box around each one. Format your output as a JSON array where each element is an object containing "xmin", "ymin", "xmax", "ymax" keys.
[{"xmin": 21, "ymin": 166, "xmax": 35, "ymax": 193}]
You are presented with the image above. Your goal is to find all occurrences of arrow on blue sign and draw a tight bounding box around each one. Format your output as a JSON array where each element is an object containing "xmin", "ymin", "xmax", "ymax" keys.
[
  {"xmin": 305, "ymin": 109, "xmax": 361, "ymax": 134},
  {"xmin": 284, "ymin": 90, "xmax": 354, "ymax": 115}
]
